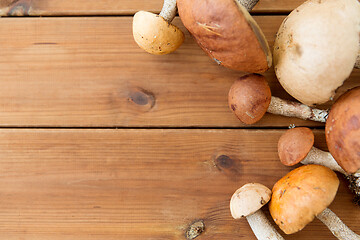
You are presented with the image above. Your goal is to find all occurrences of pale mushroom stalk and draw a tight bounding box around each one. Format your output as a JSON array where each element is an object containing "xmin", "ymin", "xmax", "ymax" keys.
[
  {"xmin": 246, "ymin": 210, "xmax": 285, "ymax": 240},
  {"xmin": 230, "ymin": 183, "xmax": 285, "ymax": 240},
  {"xmin": 267, "ymin": 97, "xmax": 328, "ymax": 123},
  {"xmin": 355, "ymin": 46, "xmax": 360, "ymax": 68},
  {"xmin": 317, "ymin": 208, "xmax": 360, "ymax": 240},
  {"xmin": 159, "ymin": 0, "xmax": 177, "ymax": 22},
  {"xmin": 235, "ymin": 0, "xmax": 259, "ymax": 11}
]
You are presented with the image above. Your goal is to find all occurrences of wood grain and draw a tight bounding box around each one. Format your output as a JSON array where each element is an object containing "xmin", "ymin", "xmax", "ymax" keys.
[
  {"xmin": 0, "ymin": 0, "xmax": 306, "ymax": 16},
  {"xmin": 0, "ymin": 16, "xmax": 358, "ymax": 127},
  {"xmin": 0, "ymin": 129, "xmax": 357, "ymax": 239}
]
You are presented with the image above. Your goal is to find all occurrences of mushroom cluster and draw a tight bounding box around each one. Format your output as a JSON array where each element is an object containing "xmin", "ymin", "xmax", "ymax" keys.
[{"xmin": 278, "ymin": 127, "xmax": 360, "ymax": 204}]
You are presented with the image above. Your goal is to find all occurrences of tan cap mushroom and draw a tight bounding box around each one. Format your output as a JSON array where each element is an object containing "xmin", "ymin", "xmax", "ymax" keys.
[
  {"xmin": 326, "ymin": 87, "xmax": 360, "ymax": 174},
  {"xmin": 269, "ymin": 165, "xmax": 339, "ymax": 234},
  {"xmin": 273, "ymin": 0, "xmax": 360, "ymax": 106},
  {"xmin": 278, "ymin": 127, "xmax": 314, "ymax": 166},
  {"xmin": 177, "ymin": 0, "xmax": 272, "ymax": 73},
  {"xmin": 133, "ymin": 0, "xmax": 184, "ymax": 55},
  {"xmin": 228, "ymin": 74, "xmax": 328, "ymax": 124},
  {"xmin": 230, "ymin": 183, "xmax": 285, "ymax": 240}
]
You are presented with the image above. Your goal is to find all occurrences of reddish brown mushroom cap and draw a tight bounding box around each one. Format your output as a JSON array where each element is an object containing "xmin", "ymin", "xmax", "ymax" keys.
[
  {"xmin": 269, "ymin": 165, "xmax": 339, "ymax": 234},
  {"xmin": 278, "ymin": 127, "xmax": 314, "ymax": 166},
  {"xmin": 228, "ymin": 74, "xmax": 271, "ymax": 124},
  {"xmin": 326, "ymin": 87, "xmax": 360, "ymax": 174},
  {"xmin": 177, "ymin": 0, "xmax": 271, "ymax": 73}
]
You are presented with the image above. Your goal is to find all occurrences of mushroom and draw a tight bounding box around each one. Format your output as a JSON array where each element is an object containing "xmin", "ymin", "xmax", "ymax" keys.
[
  {"xmin": 278, "ymin": 127, "xmax": 360, "ymax": 205},
  {"xmin": 326, "ymin": 86, "xmax": 360, "ymax": 174},
  {"xmin": 228, "ymin": 74, "xmax": 328, "ymax": 124},
  {"xmin": 177, "ymin": 0, "xmax": 272, "ymax": 73},
  {"xmin": 230, "ymin": 183, "xmax": 285, "ymax": 240},
  {"xmin": 269, "ymin": 165, "xmax": 360, "ymax": 239},
  {"xmin": 133, "ymin": 0, "xmax": 184, "ymax": 55},
  {"xmin": 273, "ymin": 0, "xmax": 360, "ymax": 106}
]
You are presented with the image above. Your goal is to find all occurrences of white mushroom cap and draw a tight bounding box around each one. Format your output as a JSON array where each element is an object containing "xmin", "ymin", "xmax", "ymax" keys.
[
  {"xmin": 274, "ymin": 0, "xmax": 360, "ymax": 106},
  {"xmin": 230, "ymin": 183, "xmax": 272, "ymax": 219}
]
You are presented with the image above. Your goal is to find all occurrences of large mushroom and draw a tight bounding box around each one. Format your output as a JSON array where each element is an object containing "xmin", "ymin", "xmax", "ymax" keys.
[
  {"xmin": 326, "ymin": 87, "xmax": 360, "ymax": 174},
  {"xmin": 230, "ymin": 183, "xmax": 285, "ymax": 240},
  {"xmin": 177, "ymin": 0, "xmax": 272, "ymax": 73},
  {"xmin": 273, "ymin": 0, "xmax": 360, "ymax": 106},
  {"xmin": 269, "ymin": 165, "xmax": 360, "ymax": 239},
  {"xmin": 278, "ymin": 127, "xmax": 360, "ymax": 204},
  {"xmin": 228, "ymin": 74, "xmax": 328, "ymax": 124},
  {"xmin": 133, "ymin": 0, "xmax": 184, "ymax": 55}
]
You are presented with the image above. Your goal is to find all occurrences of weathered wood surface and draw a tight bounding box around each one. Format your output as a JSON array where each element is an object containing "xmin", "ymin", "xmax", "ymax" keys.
[
  {"xmin": 0, "ymin": 16, "xmax": 358, "ymax": 127},
  {"xmin": 0, "ymin": 0, "xmax": 306, "ymax": 16},
  {"xmin": 0, "ymin": 129, "xmax": 357, "ymax": 240}
]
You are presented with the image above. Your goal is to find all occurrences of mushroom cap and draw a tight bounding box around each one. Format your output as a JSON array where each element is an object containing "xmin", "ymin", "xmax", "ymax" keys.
[
  {"xmin": 278, "ymin": 127, "xmax": 314, "ymax": 166},
  {"xmin": 133, "ymin": 11, "xmax": 184, "ymax": 55},
  {"xmin": 326, "ymin": 87, "xmax": 360, "ymax": 174},
  {"xmin": 269, "ymin": 165, "xmax": 339, "ymax": 234},
  {"xmin": 228, "ymin": 74, "xmax": 271, "ymax": 124},
  {"xmin": 230, "ymin": 183, "xmax": 272, "ymax": 219},
  {"xmin": 273, "ymin": 0, "xmax": 360, "ymax": 106},
  {"xmin": 177, "ymin": 0, "xmax": 272, "ymax": 73}
]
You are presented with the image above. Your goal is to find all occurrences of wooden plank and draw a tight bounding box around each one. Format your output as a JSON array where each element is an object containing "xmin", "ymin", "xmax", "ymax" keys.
[
  {"xmin": 0, "ymin": 129, "xmax": 357, "ymax": 239},
  {"xmin": 0, "ymin": 16, "xmax": 358, "ymax": 127},
  {"xmin": 0, "ymin": 0, "xmax": 306, "ymax": 16}
]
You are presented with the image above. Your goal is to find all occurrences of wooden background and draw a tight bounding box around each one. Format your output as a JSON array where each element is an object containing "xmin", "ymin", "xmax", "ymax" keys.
[{"xmin": 0, "ymin": 0, "xmax": 358, "ymax": 239}]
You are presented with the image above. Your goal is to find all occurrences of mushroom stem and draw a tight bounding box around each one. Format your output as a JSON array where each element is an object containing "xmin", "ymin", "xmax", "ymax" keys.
[
  {"xmin": 317, "ymin": 208, "xmax": 360, "ymax": 240},
  {"xmin": 235, "ymin": 0, "xmax": 260, "ymax": 12},
  {"xmin": 267, "ymin": 96, "xmax": 328, "ymax": 122},
  {"xmin": 159, "ymin": 0, "xmax": 177, "ymax": 22},
  {"xmin": 246, "ymin": 210, "xmax": 285, "ymax": 240},
  {"xmin": 355, "ymin": 46, "xmax": 360, "ymax": 68},
  {"xmin": 302, "ymin": 147, "xmax": 346, "ymax": 174}
]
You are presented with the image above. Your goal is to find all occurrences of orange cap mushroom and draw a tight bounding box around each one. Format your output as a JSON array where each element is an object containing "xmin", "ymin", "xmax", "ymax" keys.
[{"xmin": 269, "ymin": 165, "xmax": 339, "ymax": 234}]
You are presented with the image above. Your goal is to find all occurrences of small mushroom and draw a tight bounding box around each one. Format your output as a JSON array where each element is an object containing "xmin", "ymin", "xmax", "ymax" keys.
[
  {"xmin": 273, "ymin": 0, "xmax": 360, "ymax": 106},
  {"xmin": 133, "ymin": 0, "xmax": 184, "ymax": 55},
  {"xmin": 228, "ymin": 74, "xmax": 328, "ymax": 124},
  {"xmin": 269, "ymin": 165, "xmax": 360, "ymax": 239},
  {"xmin": 230, "ymin": 183, "xmax": 285, "ymax": 240},
  {"xmin": 177, "ymin": 0, "xmax": 272, "ymax": 73},
  {"xmin": 326, "ymin": 87, "xmax": 360, "ymax": 174},
  {"xmin": 278, "ymin": 127, "xmax": 360, "ymax": 205}
]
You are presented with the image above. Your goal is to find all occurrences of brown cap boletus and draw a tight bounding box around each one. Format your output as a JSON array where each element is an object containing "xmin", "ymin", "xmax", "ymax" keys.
[
  {"xmin": 278, "ymin": 127, "xmax": 314, "ymax": 166},
  {"xmin": 177, "ymin": 0, "xmax": 272, "ymax": 73},
  {"xmin": 133, "ymin": 0, "xmax": 184, "ymax": 55},
  {"xmin": 228, "ymin": 74, "xmax": 328, "ymax": 124},
  {"xmin": 326, "ymin": 87, "xmax": 360, "ymax": 174},
  {"xmin": 273, "ymin": 0, "xmax": 360, "ymax": 106},
  {"xmin": 270, "ymin": 165, "xmax": 360, "ymax": 239}
]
